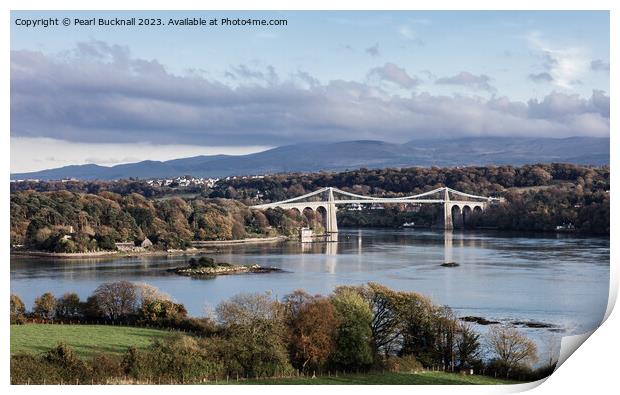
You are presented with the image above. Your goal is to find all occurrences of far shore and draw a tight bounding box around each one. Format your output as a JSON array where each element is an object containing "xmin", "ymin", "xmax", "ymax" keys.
[{"xmin": 10, "ymin": 236, "xmax": 289, "ymax": 260}]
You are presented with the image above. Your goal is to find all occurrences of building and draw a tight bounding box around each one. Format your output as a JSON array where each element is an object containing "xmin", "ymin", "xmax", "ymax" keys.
[{"xmin": 140, "ymin": 238, "xmax": 153, "ymax": 248}]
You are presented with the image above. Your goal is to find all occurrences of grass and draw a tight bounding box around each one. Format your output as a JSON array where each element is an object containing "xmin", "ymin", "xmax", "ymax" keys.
[
  {"xmin": 224, "ymin": 372, "xmax": 520, "ymax": 385},
  {"xmin": 11, "ymin": 324, "xmax": 174, "ymax": 358},
  {"xmin": 11, "ymin": 324, "xmax": 520, "ymax": 385}
]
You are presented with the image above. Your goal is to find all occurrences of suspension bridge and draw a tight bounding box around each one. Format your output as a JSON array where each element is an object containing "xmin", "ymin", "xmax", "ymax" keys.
[{"xmin": 251, "ymin": 186, "xmax": 503, "ymax": 232}]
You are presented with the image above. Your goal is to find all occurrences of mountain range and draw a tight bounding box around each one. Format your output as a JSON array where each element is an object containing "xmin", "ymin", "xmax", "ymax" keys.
[{"xmin": 11, "ymin": 136, "xmax": 609, "ymax": 181}]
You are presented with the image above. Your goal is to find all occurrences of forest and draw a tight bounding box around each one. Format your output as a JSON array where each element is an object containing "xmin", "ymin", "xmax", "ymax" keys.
[
  {"xmin": 210, "ymin": 163, "xmax": 610, "ymax": 234},
  {"xmin": 10, "ymin": 192, "xmax": 308, "ymax": 252},
  {"xmin": 10, "ymin": 163, "xmax": 610, "ymax": 253}
]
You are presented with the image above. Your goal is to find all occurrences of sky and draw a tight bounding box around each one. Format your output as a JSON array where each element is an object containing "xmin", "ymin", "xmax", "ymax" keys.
[{"xmin": 10, "ymin": 10, "xmax": 610, "ymax": 172}]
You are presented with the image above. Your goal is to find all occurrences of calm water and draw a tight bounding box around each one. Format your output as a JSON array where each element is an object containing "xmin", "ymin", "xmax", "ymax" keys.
[{"xmin": 11, "ymin": 228, "xmax": 609, "ymax": 360}]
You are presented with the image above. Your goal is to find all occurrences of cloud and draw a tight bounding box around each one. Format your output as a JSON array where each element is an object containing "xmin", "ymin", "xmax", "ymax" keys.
[
  {"xmin": 365, "ymin": 43, "xmax": 380, "ymax": 57},
  {"xmin": 528, "ymin": 72, "xmax": 554, "ymax": 83},
  {"xmin": 590, "ymin": 59, "xmax": 610, "ymax": 72},
  {"xmin": 397, "ymin": 25, "xmax": 425, "ymax": 46},
  {"xmin": 398, "ymin": 26, "xmax": 416, "ymax": 40},
  {"xmin": 225, "ymin": 64, "xmax": 279, "ymax": 84},
  {"xmin": 10, "ymin": 42, "xmax": 609, "ymax": 150},
  {"xmin": 527, "ymin": 31, "xmax": 589, "ymax": 89},
  {"xmin": 435, "ymin": 71, "xmax": 495, "ymax": 92},
  {"xmin": 294, "ymin": 70, "xmax": 320, "ymax": 88},
  {"xmin": 367, "ymin": 63, "xmax": 420, "ymax": 89}
]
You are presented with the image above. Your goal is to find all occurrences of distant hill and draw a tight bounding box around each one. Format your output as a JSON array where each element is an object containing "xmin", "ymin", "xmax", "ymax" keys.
[{"xmin": 11, "ymin": 137, "xmax": 609, "ymax": 181}]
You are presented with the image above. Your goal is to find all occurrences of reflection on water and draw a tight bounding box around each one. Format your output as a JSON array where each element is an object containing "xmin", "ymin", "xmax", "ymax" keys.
[
  {"xmin": 11, "ymin": 228, "xmax": 609, "ymax": 362},
  {"xmin": 444, "ymin": 230, "xmax": 453, "ymax": 263}
]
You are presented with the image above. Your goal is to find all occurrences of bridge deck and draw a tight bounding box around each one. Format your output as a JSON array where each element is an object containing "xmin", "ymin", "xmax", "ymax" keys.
[{"xmin": 252, "ymin": 199, "xmax": 489, "ymax": 209}]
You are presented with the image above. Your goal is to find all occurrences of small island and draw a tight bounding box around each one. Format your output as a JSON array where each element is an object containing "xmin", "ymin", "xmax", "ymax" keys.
[{"xmin": 167, "ymin": 257, "xmax": 283, "ymax": 278}]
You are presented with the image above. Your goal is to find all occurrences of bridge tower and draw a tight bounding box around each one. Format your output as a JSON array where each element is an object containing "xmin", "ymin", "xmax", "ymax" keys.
[
  {"xmin": 326, "ymin": 187, "xmax": 339, "ymax": 233},
  {"xmin": 442, "ymin": 187, "xmax": 453, "ymax": 230}
]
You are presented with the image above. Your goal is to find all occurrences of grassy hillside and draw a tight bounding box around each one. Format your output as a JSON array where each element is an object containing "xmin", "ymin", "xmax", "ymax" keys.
[
  {"xmin": 230, "ymin": 371, "xmax": 520, "ymax": 385},
  {"xmin": 11, "ymin": 324, "xmax": 174, "ymax": 357}
]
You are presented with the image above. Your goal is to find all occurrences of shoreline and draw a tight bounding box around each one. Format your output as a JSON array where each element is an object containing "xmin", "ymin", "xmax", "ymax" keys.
[{"xmin": 10, "ymin": 236, "xmax": 289, "ymax": 260}]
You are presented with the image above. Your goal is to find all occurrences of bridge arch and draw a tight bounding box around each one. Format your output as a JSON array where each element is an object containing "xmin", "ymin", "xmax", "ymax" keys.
[
  {"xmin": 302, "ymin": 207, "xmax": 316, "ymax": 228},
  {"xmin": 316, "ymin": 206, "xmax": 328, "ymax": 231},
  {"xmin": 451, "ymin": 205, "xmax": 463, "ymax": 229},
  {"xmin": 287, "ymin": 207, "xmax": 302, "ymax": 218},
  {"xmin": 462, "ymin": 205, "xmax": 473, "ymax": 227}
]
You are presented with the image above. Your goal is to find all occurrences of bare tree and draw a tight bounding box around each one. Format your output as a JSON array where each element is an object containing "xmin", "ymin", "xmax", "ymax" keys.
[
  {"xmin": 487, "ymin": 326, "xmax": 538, "ymax": 375},
  {"xmin": 92, "ymin": 281, "xmax": 138, "ymax": 320}
]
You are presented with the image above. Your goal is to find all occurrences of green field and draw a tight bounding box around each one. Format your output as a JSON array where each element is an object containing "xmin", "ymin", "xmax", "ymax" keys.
[
  {"xmin": 11, "ymin": 324, "xmax": 174, "ymax": 357},
  {"xmin": 227, "ymin": 372, "xmax": 519, "ymax": 385},
  {"xmin": 11, "ymin": 324, "xmax": 521, "ymax": 385}
]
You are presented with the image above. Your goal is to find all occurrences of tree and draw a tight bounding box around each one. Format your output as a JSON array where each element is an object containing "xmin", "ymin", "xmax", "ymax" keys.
[
  {"xmin": 283, "ymin": 290, "xmax": 339, "ymax": 371},
  {"xmin": 364, "ymin": 283, "xmax": 401, "ymax": 357},
  {"xmin": 10, "ymin": 294, "xmax": 26, "ymax": 324},
  {"xmin": 455, "ymin": 323, "xmax": 482, "ymax": 370},
  {"xmin": 92, "ymin": 281, "xmax": 138, "ymax": 321},
  {"xmin": 216, "ymin": 293, "xmax": 292, "ymax": 377},
  {"xmin": 433, "ymin": 306, "xmax": 459, "ymax": 371},
  {"xmin": 33, "ymin": 292, "xmax": 56, "ymax": 320},
  {"xmin": 487, "ymin": 326, "xmax": 538, "ymax": 376},
  {"xmin": 330, "ymin": 288, "xmax": 373, "ymax": 369},
  {"xmin": 136, "ymin": 285, "xmax": 187, "ymax": 325},
  {"xmin": 392, "ymin": 290, "xmax": 437, "ymax": 366},
  {"xmin": 55, "ymin": 293, "xmax": 81, "ymax": 319}
]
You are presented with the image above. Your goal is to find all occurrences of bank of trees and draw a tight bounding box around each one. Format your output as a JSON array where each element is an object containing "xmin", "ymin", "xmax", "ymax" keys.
[
  {"xmin": 211, "ymin": 163, "xmax": 608, "ymax": 234},
  {"xmin": 10, "ymin": 191, "xmax": 309, "ymax": 252},
  {"xmin": 10, "ymin": 282, "xmax": 548, "ymax": 384},
  {"xmin": 10, "ymin": 164, "xmax": 610, "ymax": 250},
  {"xmin": 211, "ymin": 163, "xmax": 608, "ymax": 200}
]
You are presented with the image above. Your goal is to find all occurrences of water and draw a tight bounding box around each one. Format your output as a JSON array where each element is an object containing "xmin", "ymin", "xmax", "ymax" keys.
[{"xmin": 11, "ymin": 228, "xmax": 609, "ymax": 362}]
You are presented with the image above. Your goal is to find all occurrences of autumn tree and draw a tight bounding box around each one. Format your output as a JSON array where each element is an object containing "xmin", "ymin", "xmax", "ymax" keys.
[
  {"xmin": 33, "ymin": 292, "xmax": 57, "ymax": 320},
  {"xmin": 135, "ymin": 283, "xmax": 187, "ymax": 324},
  {"xmin": 216, "ymin": 293, "xmax": 292, "ymax": 377},
  {"xmin": 10, "ymin": 294, "xmax": 26, "ymax": 324},
  {"xmin": 283, "ymin": 290, "xmax": 339, "ymax": 372}
]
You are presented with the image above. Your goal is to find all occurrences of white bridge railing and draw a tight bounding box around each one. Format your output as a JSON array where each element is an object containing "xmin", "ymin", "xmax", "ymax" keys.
[{"xmin": 251, "ymin": 186, "xmax": 501, "ymax": 209}]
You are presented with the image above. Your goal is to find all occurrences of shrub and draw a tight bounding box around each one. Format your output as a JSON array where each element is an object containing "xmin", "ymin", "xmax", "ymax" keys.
[
  {"xmin": 388, "ymin": 355, "xmax": 423, "ymax": 373},
  {"xmin": 216, "ymin": 293, "xmax": 293, "ymax": 377},
  {"xmin": 43, "ymin": 343, "xmax": 91, "ymax": 383},
  {"xmin": 141, "ymin": 336, "xmax": 221, "ymax": 383},
  {"xmin": 10, "ymin": 354, "xmax": 61, "ymax": 384},
  {"xmin": 90, "ymin": 353, "xmax": 122, "ymax": 383}
]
